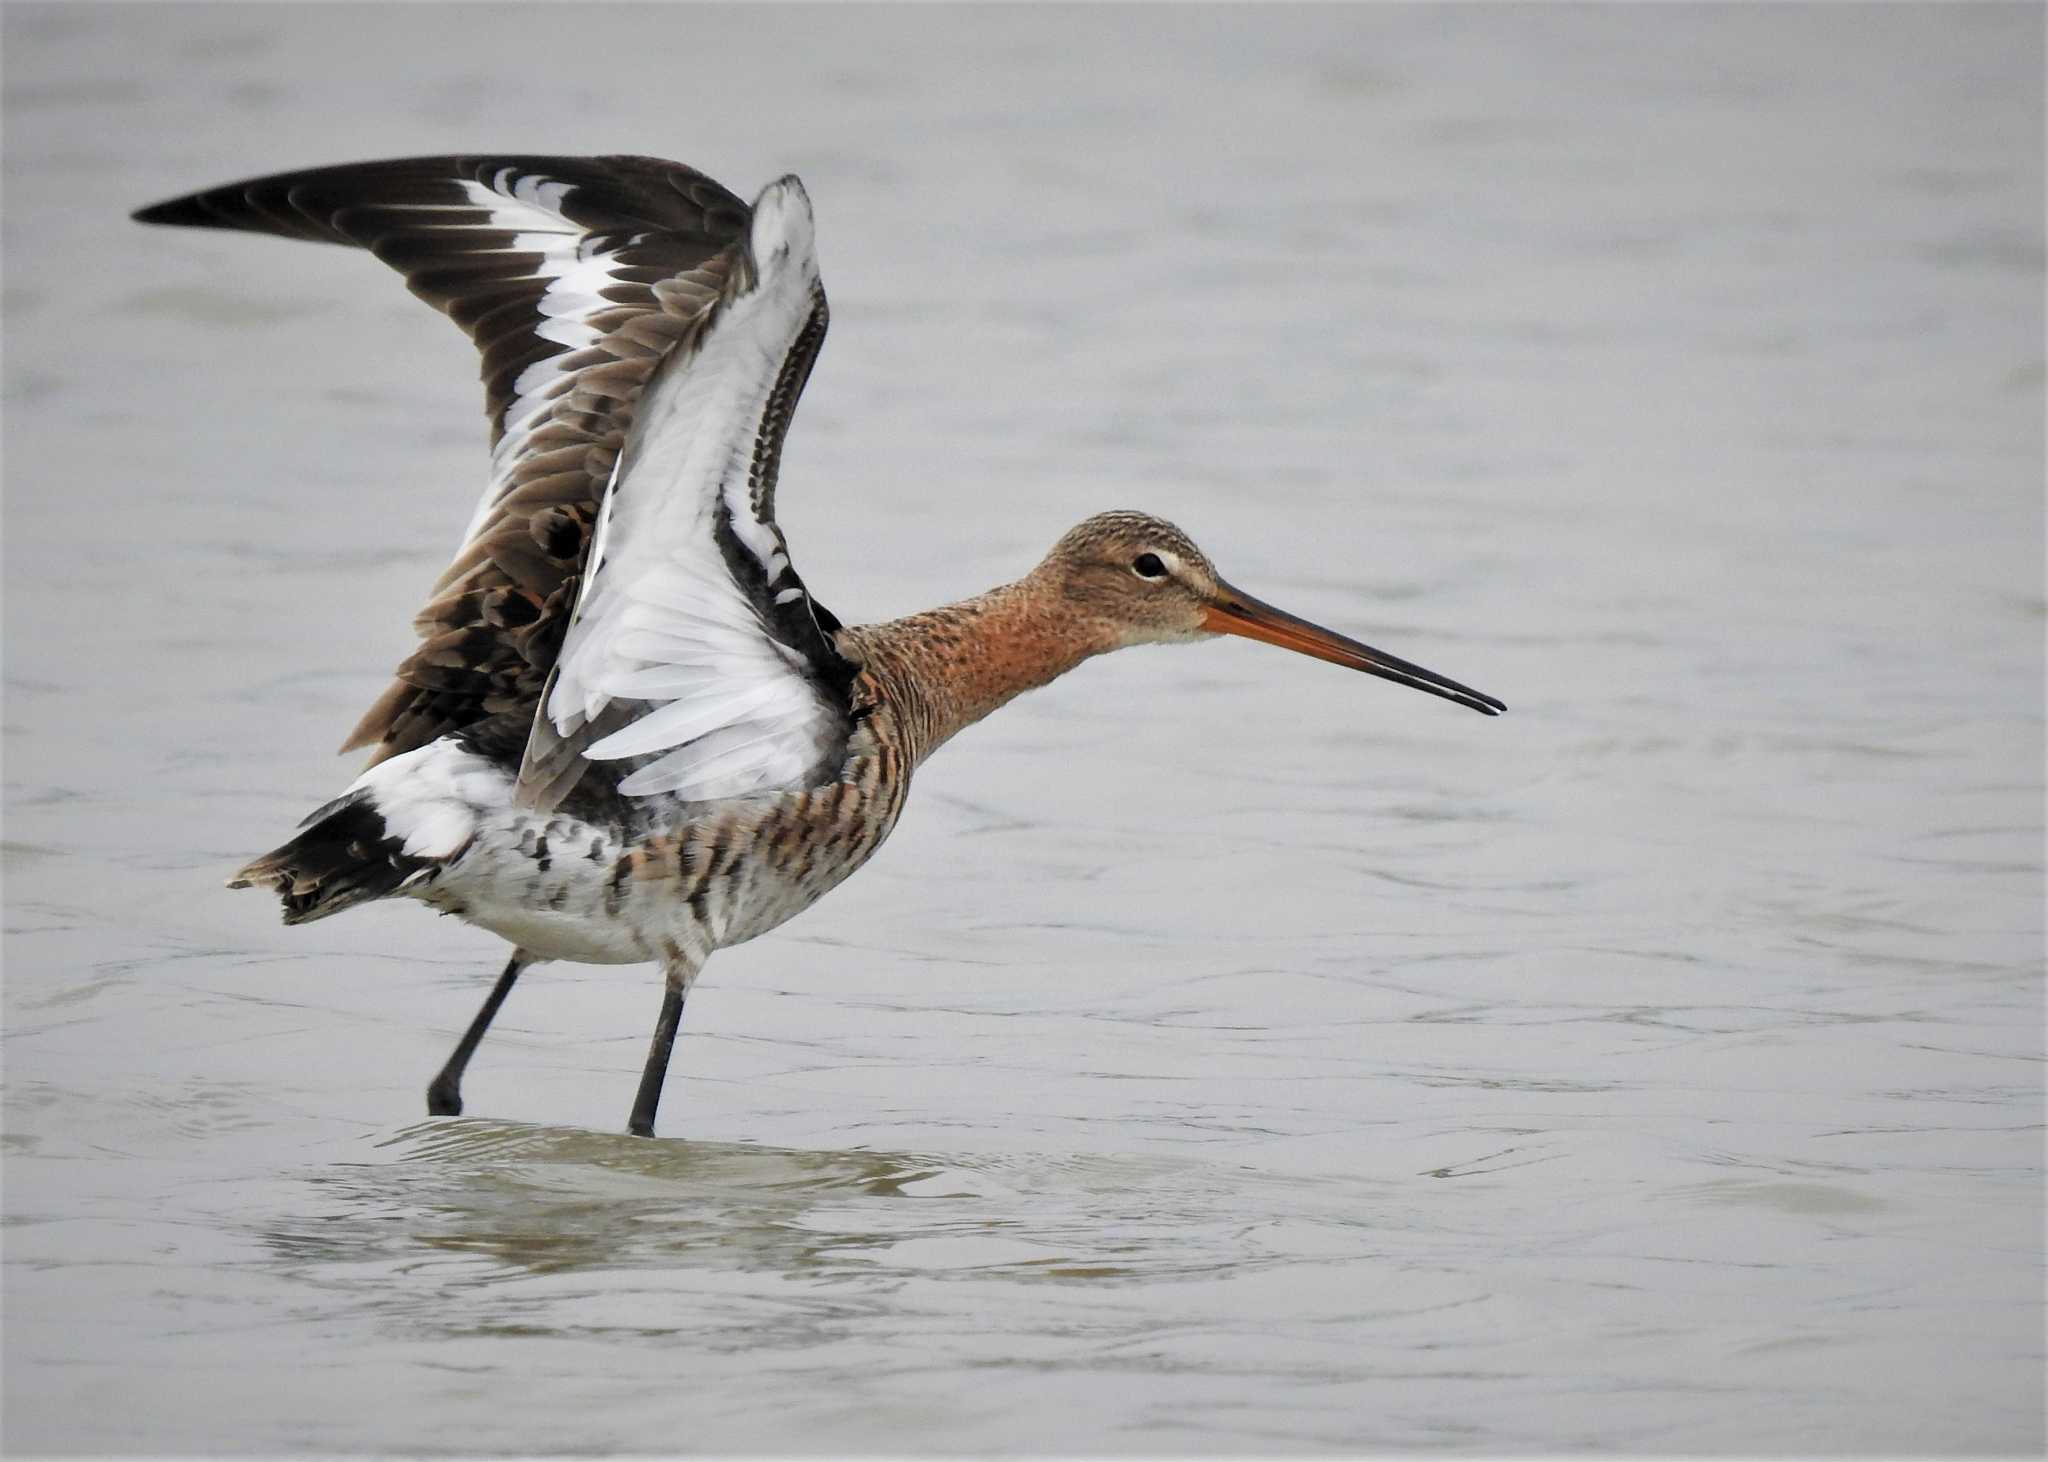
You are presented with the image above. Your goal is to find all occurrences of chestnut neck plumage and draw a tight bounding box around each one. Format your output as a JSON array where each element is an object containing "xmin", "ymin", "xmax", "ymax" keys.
[{"xmin": 840, "ymin": 575, "xmax": 1119, "ymax": 766}]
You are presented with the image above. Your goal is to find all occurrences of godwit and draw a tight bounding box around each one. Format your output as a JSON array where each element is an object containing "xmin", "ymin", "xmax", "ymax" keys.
[{"xmin": 136, "ymin": 154, "xmax": 1504, "ymax": 1136}]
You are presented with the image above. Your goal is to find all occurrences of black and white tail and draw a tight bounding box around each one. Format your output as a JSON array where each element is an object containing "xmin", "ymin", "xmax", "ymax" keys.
[{"xmin": 228, "ymin": 793, "xmax": 431, "ymax": 926}]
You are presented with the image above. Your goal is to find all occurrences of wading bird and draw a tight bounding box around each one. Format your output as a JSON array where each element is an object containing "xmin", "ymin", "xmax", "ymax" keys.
[{"xmin": 135, "ymin": 154, "xmax": 1503, "ymax": 1136}]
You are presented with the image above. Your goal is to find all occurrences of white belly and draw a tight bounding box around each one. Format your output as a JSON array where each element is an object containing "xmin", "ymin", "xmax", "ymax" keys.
[{"xmin": 415, "ymin": 821, "xmax": 662, "ymax": 965}]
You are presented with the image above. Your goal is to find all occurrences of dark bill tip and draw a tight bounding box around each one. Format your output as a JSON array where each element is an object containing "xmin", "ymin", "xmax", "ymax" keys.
[{"xmin": 1202, "ymin": 586, "xmax": 1505, "ymax": 717}]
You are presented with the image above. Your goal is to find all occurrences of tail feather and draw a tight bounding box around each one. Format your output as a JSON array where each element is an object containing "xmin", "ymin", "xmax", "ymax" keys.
[{"xmin": 229, "ymin": 792, "xmax": 434, "ymax": 925}]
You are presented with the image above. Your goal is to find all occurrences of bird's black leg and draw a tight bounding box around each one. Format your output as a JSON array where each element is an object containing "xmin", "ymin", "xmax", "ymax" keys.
[
  {"xmin": 628, "ymin": 967, "xmax": 692, "ymax": 1138},
  {"xmin": 426, "ymin": 950, "xmax": 530, "ymax": 1117}
]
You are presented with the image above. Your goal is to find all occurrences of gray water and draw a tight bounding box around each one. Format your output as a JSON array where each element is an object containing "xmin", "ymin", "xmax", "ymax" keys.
[{"xmin": 3, "ymin": 3, "xmax": 2042, "ymax": 1454}]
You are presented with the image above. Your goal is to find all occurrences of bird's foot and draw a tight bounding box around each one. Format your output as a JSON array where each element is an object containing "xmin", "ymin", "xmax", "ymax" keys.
[{"xmin": 425, "ymin": 1079, "xmax": 463, "ymax": 1117}]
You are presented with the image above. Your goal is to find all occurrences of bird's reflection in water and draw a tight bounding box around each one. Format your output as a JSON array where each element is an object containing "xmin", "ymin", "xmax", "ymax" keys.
[{"xmin": 264, "ymin": 1120, "xmax": 973, "ymax": 1283}]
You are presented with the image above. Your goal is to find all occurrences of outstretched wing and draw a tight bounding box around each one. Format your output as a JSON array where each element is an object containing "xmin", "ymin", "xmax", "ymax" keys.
[
  {"xmin": 517, "ymin": 177, "xmax": 857, "ymax": 812},
  {"xmin": 134, "ymin": 154, "xmax": 858, "ymax": 810},
  {"xmin": 132, "ymin": 153, "xmax": 850, "ymax": 779}
]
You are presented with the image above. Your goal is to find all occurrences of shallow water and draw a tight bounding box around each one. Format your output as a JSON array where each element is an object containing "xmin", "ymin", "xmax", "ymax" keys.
[{"xmin": 3, "ymin": 3, "xmax": 2042, "ymax": 1454}]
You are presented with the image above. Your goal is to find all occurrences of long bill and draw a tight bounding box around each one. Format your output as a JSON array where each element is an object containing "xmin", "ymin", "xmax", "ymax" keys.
[{"xmin": 1202, "ymin": 583, "xmax": 1506, "ymax": 716}]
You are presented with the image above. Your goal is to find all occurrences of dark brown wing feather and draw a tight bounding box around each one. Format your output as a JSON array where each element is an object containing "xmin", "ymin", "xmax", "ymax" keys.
[{"xmin": 133, "ymin": 154, "xmax": 806, "ymax": 763}]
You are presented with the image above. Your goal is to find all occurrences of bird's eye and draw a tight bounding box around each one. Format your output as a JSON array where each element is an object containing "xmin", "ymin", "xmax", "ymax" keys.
[{"xmin": 1132, "ymin": 552, "xmax": 1168, "ymax": 580}]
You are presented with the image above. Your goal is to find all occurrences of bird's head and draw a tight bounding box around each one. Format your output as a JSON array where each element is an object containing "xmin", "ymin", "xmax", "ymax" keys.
[{"xmin": 1035, "ymin": 510, "xmax": 1504, "ymax": 716}]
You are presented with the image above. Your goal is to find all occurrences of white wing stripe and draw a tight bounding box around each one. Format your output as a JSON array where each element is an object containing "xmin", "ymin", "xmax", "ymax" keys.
[{"xmin": 452, "ymin": 176, "xmax": 633, "ymax": 544}]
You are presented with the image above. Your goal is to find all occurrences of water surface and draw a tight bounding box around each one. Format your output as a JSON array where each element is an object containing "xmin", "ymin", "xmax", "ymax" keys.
[{"xmin": 4, "ymin": 4, "xmax": 2042, "ymax": 1453}]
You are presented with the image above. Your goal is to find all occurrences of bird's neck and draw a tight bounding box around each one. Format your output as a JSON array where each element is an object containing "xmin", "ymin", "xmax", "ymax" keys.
[{"xmin": 844, "ymin": 577, "xmax": 1115, "ymax": 763}]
